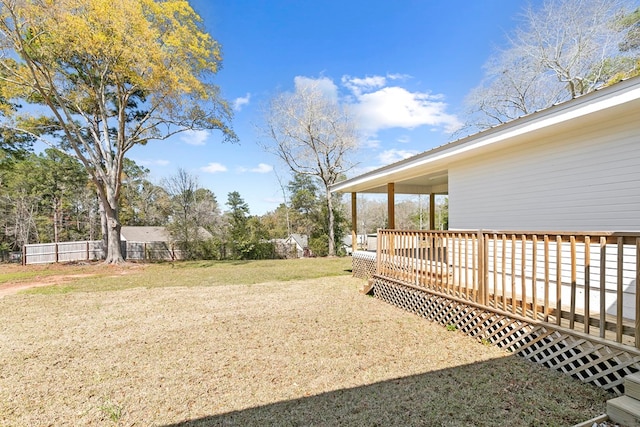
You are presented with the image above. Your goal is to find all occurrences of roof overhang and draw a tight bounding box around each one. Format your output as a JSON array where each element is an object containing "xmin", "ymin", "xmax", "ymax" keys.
[{"xmin": 331, "ymin": 77, "xmax": 640, "ymax": 195}]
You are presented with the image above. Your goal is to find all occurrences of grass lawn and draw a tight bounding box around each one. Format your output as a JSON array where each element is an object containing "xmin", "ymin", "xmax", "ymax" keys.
[{"xmin": 0, "ymin": 258, "xmax": 610, "ymax": 426}]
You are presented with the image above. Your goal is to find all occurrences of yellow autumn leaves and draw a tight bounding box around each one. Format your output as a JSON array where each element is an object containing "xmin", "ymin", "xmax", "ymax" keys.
[{"xmin": 0, "ymin": 0, "xmax": 222, "ymax": 100}]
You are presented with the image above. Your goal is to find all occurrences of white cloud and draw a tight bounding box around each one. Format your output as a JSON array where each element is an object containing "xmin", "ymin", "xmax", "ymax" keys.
[
  {"xmin": 233, "ymin": 93, "xmax": 251, "ymax": 111},
  {"xmin": 341, "ymin": 75, "xmax": 387, "ymax": 96},
  {"xmin": 180, "ymin": 130, "xmax": 209, "ymax": 146},
  {"xmin": 378, "ymin": 149, "xmax": 418, "ymax": 164},
  {"xmin": 201, "ymin": 162, "xmax": 227, "ymax": 173},
  {"xmin": 251, "ymin": 163, "xmax": 273, "ymax": 173},
  {"xmin": 352, "ymin": 86, "xmax": 462, "ymax": 135},
  {"xmin": 291, "ymin": 73, "xmax": 462, "ymax": 138}
]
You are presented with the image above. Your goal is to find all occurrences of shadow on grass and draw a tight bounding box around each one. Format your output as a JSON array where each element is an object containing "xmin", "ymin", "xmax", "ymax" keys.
[{"xmin": 162, "ymin": 356, "xmax": 609, "ymax": 427}]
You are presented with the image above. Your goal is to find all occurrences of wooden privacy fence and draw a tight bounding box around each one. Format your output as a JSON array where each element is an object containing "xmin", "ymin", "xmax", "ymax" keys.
[
  {"xmin": 22, "ymin": 241, "xmax": 183, "ymax": 264},
  {"xmin": 376, "ymin": 229, "xmax": 640, "ymax": 349},
  {"xmin": 23, "ymin": 240, "xmax": 103, "ymax": 265}
]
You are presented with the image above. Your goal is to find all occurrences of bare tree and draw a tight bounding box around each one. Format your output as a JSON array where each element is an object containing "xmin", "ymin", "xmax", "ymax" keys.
[
  {"xmin": 263, "ymin": 80, "xmax": 359, "ymax": 256},
  {"xmin": 463, "ymin": 51, "xmax": 567, "ymax": 131},
  {"xmin": 463, "ymin": 0, "xmax": 637, "ymax": 133},
  {"xmin": 163, "ymin": 169, "xmax": 219, "ymax": 259}
]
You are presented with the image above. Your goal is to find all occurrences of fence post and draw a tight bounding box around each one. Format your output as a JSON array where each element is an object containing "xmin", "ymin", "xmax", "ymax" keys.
[{"xmin": 22, "ymin": 245, "xmax": 26, "ymax": 266}]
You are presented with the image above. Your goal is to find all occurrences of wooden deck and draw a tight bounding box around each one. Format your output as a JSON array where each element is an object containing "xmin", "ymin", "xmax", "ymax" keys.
[
  {"xmin": 371, "ymin": 229, "xmax": 640, "ymax": 348},
  {"xmin": 353, "ymin": 229, "xmax": 640, "ymax": 394}
]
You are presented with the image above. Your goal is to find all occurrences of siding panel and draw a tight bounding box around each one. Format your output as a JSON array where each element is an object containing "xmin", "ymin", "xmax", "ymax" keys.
[{"xmin": 450, "ymin": 113, "xmax": 640, "ymax": 231}]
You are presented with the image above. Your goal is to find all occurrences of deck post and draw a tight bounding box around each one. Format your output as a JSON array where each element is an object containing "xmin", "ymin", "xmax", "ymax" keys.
[
  {"xmin": 429, "ymin": 193, "xmax": 436, "ymax": 230},
  {"xmin": 387, "ymin": 183, "xmax": 395, "ymax": 229},
  {"xmin": 351, "ymin": 192, "xmax": 357, "ymax": 251}
]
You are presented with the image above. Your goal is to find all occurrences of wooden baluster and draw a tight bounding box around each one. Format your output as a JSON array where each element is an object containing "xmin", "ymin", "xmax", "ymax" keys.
[
  {"xmin": 472, "ymin": 234, "xmax": 478, "ymax": 303},
  {"xmin": 521, "ymin": 235, "xmax": 527, "ymax": 317},
  {"xmin": 600, "ymin": 236, "xmax": 607, "ymax": 339},
  {"xmin": 544, "ymin": 235, "xmax": 550, "ymax": 323},
  {"xmin": 584, "ymin": 236, "xmax": 591, "ymax": 334},
  {"xmin": 570, "ymin": 236, "xmax": 577, "ymax": 330},
  {"xmin": 556, "ymin": 236, "xmax": 562, "ymax": 327},
  {"xmin": 511, "ymin": 235, "xmax": 517, "ymax": 315},
  {"xmin": 532, "ymin": 235, "xmax": 538, "ymax": 321},
  {"xmin": 617, "ymin": 237, "xmax": 624, "ymax": 343},
  {"xmin": 464, "ymin": 234, "xmax": 470, "ymax": 300},
  {"xmin": 501, "ymin": 234, "xmax": 507, "ymax": 311},
  {"xmin": 493, "ymin": 234, "xmax": 498, "ymax": 308}
]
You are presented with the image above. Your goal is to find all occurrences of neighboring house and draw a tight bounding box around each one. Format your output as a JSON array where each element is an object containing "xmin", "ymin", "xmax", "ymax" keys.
[
  {"xmin": 120, "ymin": 226, "xmax": 172, "ymax": 244},
  {"xmin": 342, "ymin": 234, "xmax": 371, "ymax": 254},
  {"xmin": 273, "ymin": 234, "xmax": 310, "ymax": 258},
  {"xmin": 332, "ymin": 76, "xmax": 640, "ymax": 233},
  {"xmin": 120, "ymin": 226, "xmax": 212, "ymax": 261},
  {"xmin": 285, "ymin": 234, "xmax": 310, "ymax": 258}
]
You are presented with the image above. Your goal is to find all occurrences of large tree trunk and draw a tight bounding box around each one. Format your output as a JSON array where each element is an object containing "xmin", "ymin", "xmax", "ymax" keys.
[
  {"xmin": 104, "ymin": 214, "xmax": 123, "ymax": 264},
  {"xmin": 98, "ymin": 183, "xmax": 125, "ymax": 264}
]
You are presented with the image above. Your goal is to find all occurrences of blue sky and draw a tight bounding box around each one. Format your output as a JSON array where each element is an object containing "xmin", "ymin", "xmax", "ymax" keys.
[{"xmin": 129, "ymin": 0, "xmax": 536, "ymax": 215}]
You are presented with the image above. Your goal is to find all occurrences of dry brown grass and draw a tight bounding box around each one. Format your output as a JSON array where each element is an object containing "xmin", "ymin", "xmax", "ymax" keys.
[{"xmin": 0, "ymin": 260, "xmax": 610, "ymax": 426}]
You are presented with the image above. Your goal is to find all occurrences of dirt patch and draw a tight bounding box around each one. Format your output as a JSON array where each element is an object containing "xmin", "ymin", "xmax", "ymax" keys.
[
  {"xmin": 0, "ymin": 274, "xmax": 93, "ymax": 297},
  {"xmin": 0, "ymin": 275, "xmax": 609, "ymax": 426},
  {"xmin": 0, "ymin": 262, "xmax": 145, "ymax": 298}
]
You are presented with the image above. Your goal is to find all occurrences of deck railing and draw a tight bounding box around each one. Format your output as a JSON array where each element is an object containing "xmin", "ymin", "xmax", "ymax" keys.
[{"xmin": 376, "ymin": 229, "xmax": 640, "ymax": 348}]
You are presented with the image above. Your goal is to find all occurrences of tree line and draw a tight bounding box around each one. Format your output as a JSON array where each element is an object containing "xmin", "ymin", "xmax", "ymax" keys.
[{"xmin": 0, "ymin": 147, "xmax": 354, "ymax": 260}]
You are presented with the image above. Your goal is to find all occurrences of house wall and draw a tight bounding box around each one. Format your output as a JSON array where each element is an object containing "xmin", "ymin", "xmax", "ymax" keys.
[{"xmin": 449, "ymin": 112, "xmax": 640, "ymax": 231}]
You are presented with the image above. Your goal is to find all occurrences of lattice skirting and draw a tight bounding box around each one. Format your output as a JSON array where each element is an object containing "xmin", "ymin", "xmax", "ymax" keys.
[
  {"xmin": 352, "ymin": 251, "xmax": 377, "ymax": 280},
  {"xmin": 373, "ymin": 276, "xmax": 640, "ymax": 395}
]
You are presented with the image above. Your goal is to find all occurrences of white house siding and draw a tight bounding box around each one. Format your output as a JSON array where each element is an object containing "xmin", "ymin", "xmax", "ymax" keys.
[{"xmin": 449, "ymin": 113, "xmax": 640, "ymax": 232}]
